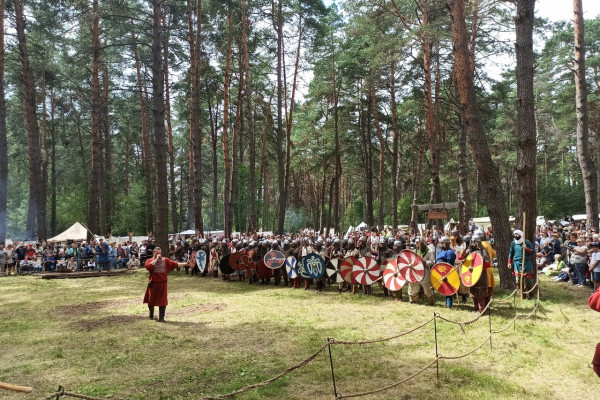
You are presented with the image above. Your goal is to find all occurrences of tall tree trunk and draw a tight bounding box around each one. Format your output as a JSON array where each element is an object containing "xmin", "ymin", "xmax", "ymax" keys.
[
  {"xmin": 190, "ymin": 0, "xmax": 204, "ymax": 235},
  {"xmin": 429, "ymin": 44, "xmax": 443, "ymax": 206},
  {"xmin": 574, "ymin": 0, "xmax": 599, "ymax": 230},
  {"xmin": 242, "ymin": 0, "xmax": 256, "ymax": 232},
  {"xmin": 88, "ymin": 0, "xmax": 102, "ymax": 235},
  {"xmin": 282, "ymin": 16, "xmax": 303, "ymax": 229},
  {"xmin": 390, "ymin": 62, "xmax": 399, "ymax": 231},
  {"xmin": 151, "ymin": 0, "xmax": 169, "ymax": 251},
  {"xmin": 50, "ymin": 92, "xmax": 57, "ymax": 236},
  {"xmin": 0, "ymin": 0, "xmax": 7, "ymax": 242},
  {"xmin": 371, "ymin": 83, "xmax": 385, "ymax": 228},
  {"xmin": 258, "ymin": 96, "xmax": 271, "ymax": 228},
  {"xmin": 15, "ymin": 0, "xmax": 46, "ymax": 239},
  {"xmin": 333, "ymin": 55, "xmax": 341, "ymax": 234},
  {"xmin": 185, "ymin": 0, "xmax": 195, "ymax": 230},
  {"xmin": 207, "ymin": 91, "xmax": 218, "ymax": 230},
  {"xmin": 163, "ymin": 14, "xmax": 178, "ymax": 235},
  {"xmin": 231, "ymin": 50, "xmax": 243, "ymax": 232},
  {"xmin": 132, "ymin": 34, "xmax": 154, "ymax": 235},
  {"xmin": 275, "ymin": 0, "xmax": 286, "ymax": 235},
  {"xmin": 222, "ymin": 12, "xmax": 233, "ymax": 237},
  {"xmin": 101, "ymin": 64, "xmax": 112, "ymax": 235},
  {"xmin": 449, "ymin": 0, "xmax": 513, "ymax": 289},
  {"xmin": 515, "ymin": 0, "xmax": 538, "ymax": 244}
]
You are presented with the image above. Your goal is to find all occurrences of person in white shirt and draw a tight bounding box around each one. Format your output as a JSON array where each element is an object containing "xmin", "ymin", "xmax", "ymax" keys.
[{"xmin": 589, "ymin": 242, "xmax": 600, "ymax": 292}]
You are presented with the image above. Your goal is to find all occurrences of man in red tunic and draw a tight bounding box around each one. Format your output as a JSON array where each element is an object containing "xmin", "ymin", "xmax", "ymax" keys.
[{"xmin": 144, "ymin": 247, "xmax": 188, "ymax": 322}]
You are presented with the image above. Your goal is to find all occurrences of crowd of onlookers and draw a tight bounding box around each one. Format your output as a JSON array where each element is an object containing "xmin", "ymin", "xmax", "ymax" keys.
[
  {"xmin": 534, "ymin": 216, "xmax": 600, "ymax": 293},
  {"xmin": 0, "ymin": 238, "xmax": 164, "ymax": 275}
]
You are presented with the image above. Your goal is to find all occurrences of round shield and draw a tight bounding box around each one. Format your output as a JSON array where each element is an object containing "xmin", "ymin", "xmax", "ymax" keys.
[
  {"xmin": 397, "ymin": 250, "xmax": 425, "ymax": 283},
  {"xmin": 239, "ymin": 255, "xmax": 255, "ymax": 276},
  {"xmin": 286, "ymin": 256, "xmax": 298, "ymax": 279},
  {"xmin": 431, "ymin": 262, "xmax": 461, "ymax": 296},
  {"xmin": 382, "ymin": 258, "xmax": 406, "ymax": 291},
  {"xmin": 264, "ymin": 250, "xmax": 286, "ymax": 269},
  {"xmin": 229, "ymin": 252, "xmax": 243, "ymax": 271},
  {"xmin": 351, "ymin": 257, "xmax": 381, "ymax": 285},
  {"xmin": 196, "ymin": 250, "xmax": 207, "ymax": 273},
  {"xmin": 219, "ymin": 254, "xmax": 234, "ymax": 275},
  {"xmin": 340, "ymin": 257, "xmax": 356, "ymax": 284},
  {"xmin": 380, "ymin": 258, "xmax": 389, "ymax": 273},
  {"xmin": 297, "ymin": 257, "xmax": 312, "ymax": 280},
  {"xmin": 302, "ymin": 253, "xmax": 326, "ymax": 279},
  {"xmin": 461, "ymin": 252, "xmax": 483, "ymax": 287},
  {"xmin": 255, "ymin": 260, "xmax": 271, "ymax": 279},
  {"xmin": 326, "ymin": 258, "xmax": 344, "ymax": 283}
]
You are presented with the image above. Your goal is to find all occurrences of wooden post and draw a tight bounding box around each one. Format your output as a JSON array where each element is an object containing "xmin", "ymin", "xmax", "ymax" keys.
[{"xmin": 0, "ymin": 382, "xmax": 33, "ymax": 393}]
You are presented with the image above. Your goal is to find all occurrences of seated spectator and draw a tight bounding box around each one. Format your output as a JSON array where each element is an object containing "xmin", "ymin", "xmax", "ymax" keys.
[
  {"xmin": 44, "ymin": 255, "xmax": 56, "ymax": 272},
  {"xmin": 66, "ymin": 257, "xmax": 78, "ymax": 272},
  {"xmin": 56, "ymin": 257, "xmax": 68, "ymax": 271},
  {"xmin": 127, "ymin": 254, "xmax": 140, "ymax": 270},
  {"xmin": 87, "ymin": 259, "xmax": 96, "ymax": 271},
  {"xmin": 544, "ymin": 254, "xmax": 566, "ymax": 276}
]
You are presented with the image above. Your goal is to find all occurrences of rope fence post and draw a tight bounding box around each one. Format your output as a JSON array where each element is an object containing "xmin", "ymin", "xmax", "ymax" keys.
[
  {"xmin": 327, "ymin": 338, "xmax": 338, "ymax": 399},
  {"xmin": 433, "ymin": 313, "xmax": 440, "ymax": 386},
  {"xmin": 55, "ymin": 385, "xmax": 63, "ymax": 400},
  {"xmin": 488, "ymin": 304, "xmax": 492, "ymax": 350}
]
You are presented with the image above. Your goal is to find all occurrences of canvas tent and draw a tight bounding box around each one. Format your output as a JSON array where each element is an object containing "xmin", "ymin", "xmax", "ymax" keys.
[{"xmin": 47, "ymin": 222, "xmax": 93, "ymax": 243}]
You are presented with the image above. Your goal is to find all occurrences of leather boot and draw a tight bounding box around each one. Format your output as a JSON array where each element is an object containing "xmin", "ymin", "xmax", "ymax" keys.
[
  {"xmin": 409, "ymin": 295, "xmax": 418, "ymax": 304},
  {"xmin": 158, "ymin": 306, "xmax": 166, "ymax": 323},
  {"xmin": 148, "ymin": 306, "xmax": 155, "ymax": 320},
  {"xmin": 427, "ymin": 296, "xmax": 434, "ymax": 306}
]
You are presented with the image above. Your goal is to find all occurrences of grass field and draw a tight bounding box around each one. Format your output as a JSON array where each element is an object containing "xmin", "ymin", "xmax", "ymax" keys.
[{"xmin": 0, "ymin": 270, "xmax": 598, "ymax": 400}]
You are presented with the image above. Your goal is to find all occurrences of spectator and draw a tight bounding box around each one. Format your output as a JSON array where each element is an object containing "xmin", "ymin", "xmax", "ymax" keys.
[
  {"xmin": 66, "ymin": 257, "xmax": 78, "ymax": 272},
  {"xmin": 590, "ymin": 242, "xmax": 600, "ymax": 293},
  {"xmin": 571, "ymin": 238, "xmax": 589, "ymax": 287},
  {"xmin": 0, "ymin": 243, "xmax": 6, "ymax": 274},
  {"xmin": 5, "ymin": 244, "xmax": 16, "ymax": 276},
  {"xmin": 96, "ymin": 238, "xmax": 109, "ymax": 271},
  {"xmin": 127, "ymin": 254, "xmax": 140, "ymax": 270}
]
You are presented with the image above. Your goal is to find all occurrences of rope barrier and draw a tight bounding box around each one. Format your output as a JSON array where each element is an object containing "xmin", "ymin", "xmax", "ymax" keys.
[
  {"xmin": 41, "ymin": 386, "xmax": 118, "ymax": 400},
  {"xmin": 41, "ymin": 286, "xmax": 542, "ymax": 400},
  {"xmin": 490, "ymin": 288, "xmax": 519, "ymax": 303},
  {"xmin": 335, "ymin": 301, "xmax": 540, "ymax": 398},
  {"xmin": 434, "ymin": 295, "xmax": 493, "ymax": 333},
  {"xmin": 335, "ymin": 357, "xmax": 439, "ymax": 399},
  {"xmin": 197, "ymin": 342, "xmax": 331, "ymax": 400},
  {"xmin": 330, "ymin": 318, "xmax": 434, "ymax": 345}
]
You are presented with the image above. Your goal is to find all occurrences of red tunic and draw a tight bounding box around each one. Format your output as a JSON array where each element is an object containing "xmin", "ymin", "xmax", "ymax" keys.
[{"xmin": 143, "ymin": 257, "xmax": 179, "ymax": 307}]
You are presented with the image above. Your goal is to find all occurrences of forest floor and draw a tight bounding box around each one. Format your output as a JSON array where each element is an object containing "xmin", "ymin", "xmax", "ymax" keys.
[{"xmin": 0, "ymin": 269, "xmax": 598, "ymax": 400}]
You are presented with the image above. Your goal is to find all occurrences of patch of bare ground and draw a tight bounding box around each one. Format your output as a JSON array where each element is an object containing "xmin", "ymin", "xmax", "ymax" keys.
[
  {"xmin": 53, "ymin": 294, "xmax": 188, "ymax": 316},
  {"xmin": 73, "ymin": 315, "xmax": 142, "ymax": 331},
  {"xmin": 170, "ymin": 303, "xmax": 226, "ymax": 316}
]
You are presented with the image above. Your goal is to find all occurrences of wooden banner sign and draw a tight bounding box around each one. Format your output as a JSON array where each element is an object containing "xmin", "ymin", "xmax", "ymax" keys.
[{"xmin": 427, "ymin": 211, "xmax": 448, "ymax": 220}]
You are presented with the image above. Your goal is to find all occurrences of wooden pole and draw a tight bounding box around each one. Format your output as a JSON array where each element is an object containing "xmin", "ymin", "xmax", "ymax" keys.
[
  {"xmin": 0, "ymin": 382, "xmax": 33, "ymax": 393},
  {"xmin": 520, "ymin": 212, "xmax": 526, "ymax": 300}
]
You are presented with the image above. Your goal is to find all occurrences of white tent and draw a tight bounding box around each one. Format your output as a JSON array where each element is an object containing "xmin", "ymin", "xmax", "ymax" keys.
[
  {"xmin": 356, "ymin": 222, "xmax": 368, "ymax": 231},
  {"xmin": 47, "ymin": 222, "xmax": 92, "ymax": 243}
]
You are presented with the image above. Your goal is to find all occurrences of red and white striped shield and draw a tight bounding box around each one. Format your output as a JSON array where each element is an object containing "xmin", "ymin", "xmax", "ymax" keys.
[
  {"xmin": 383, "ymin": 258, "xmax": 406, "ymax": 291},
  {"xmin": 397, "ymin": 250, "xmax": 425, "ymax": 283},
  {"xmin": 351, "ymin": 257, "xmax": 381, "ymax": 286},
  {"xmin": 340, "ymin": 257, "xmax": 356, "ymax": 284}
]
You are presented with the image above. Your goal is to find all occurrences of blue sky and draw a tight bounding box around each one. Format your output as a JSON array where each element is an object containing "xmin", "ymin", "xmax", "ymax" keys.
[{"xmin": 322, "ymin": 0, "xmax": 600, "ymax": 22}]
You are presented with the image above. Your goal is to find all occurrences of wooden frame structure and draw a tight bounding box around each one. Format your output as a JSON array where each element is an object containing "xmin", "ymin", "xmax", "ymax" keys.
[{"xmin": 410, "ymin": 201, "xmax": 466, "ymax": 234}]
